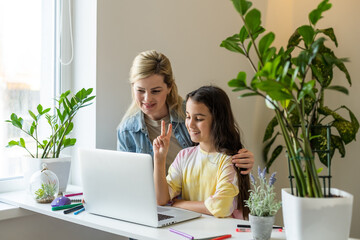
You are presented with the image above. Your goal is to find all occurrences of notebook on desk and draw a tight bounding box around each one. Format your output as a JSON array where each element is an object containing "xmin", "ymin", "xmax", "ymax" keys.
[{"xmin": 78, "ymin": 148, "xmax": 201, "ymax": 228}]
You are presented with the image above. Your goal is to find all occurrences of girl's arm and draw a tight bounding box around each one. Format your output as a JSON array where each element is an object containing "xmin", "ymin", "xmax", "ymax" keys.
[
  {"xmin": 172, "ymin": 199, "xmax": 212, "ymax": 215},
  {"xmin": 153, "ymin": 121, "xmax": 172, "ymax": 205}
]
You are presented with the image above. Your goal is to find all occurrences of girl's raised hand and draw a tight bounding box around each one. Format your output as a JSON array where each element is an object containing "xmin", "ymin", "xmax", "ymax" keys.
[{"xmin": 153, "ymin": 120, "xmax": 172, "ymax": 162}]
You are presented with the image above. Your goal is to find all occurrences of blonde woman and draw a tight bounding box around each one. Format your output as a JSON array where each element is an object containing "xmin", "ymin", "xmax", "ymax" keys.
[{"xmin": 117, "ymin": 50, "xmax": 254, "ymax": 173}]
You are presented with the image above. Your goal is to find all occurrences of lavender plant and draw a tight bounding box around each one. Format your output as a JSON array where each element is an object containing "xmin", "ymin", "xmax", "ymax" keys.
[{"xmin": 245, "ymin": 166, "xmax": 281, "ymax": 217}]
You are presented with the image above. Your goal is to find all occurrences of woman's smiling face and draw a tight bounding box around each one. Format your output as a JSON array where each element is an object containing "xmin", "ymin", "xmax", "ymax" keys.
[
  {"xmin": 133, "ymin": 74, "xmax": 171, "ymax": 120},
  {"xmin": 185, "ymin": 98, "xmax": 215, "ymax": 152}
]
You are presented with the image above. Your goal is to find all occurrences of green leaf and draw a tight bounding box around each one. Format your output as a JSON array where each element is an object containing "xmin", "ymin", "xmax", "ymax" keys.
[
  {"xmin": 298, "ymin": 25, "xmax": 315, "ymax": 47},
  {"xmin": 239, "ymin": 26, "xmax": 249, "ymax": 43},
  {"xmin": 287, "ymin": 29, "xmax": 301, "ymax": 49},
  {"xmin": 83, "ymin": 96, "xmax": 96, "ymax": 104},
  {"xmin": 64, "ymin": 122, "xmax": 74, "ymax": 135},
  {"xmin": 86, "ymin": 88, "xmax": 93, "ymax": 96},
  {"xmin": 42, "ymin": 108, "xmax": 51, "ymax": 114},
  {"xmin": 263, "ymin": 117, "xmax": 278, "ymax": 142},
  {"xmin": 335, "ymin": 61, "xmax": 351, "ymax": 86},
  {"xmin": 37, "ymin": 104, "xmax": 43, "ymax": 114},
  {"xmin": 263, "ymin": 132, "xmax": 279, "ymax": 162},
  {"xmin": 6, "ymin": 140, "xmax": 19, "ymax": 148},
  {"xmin": 262, "ymin": 47, "xmax": 276, "ymax": 63},
  {"xmin": 229, "ymin": 72, "xmax": 247, "ymax": 87},
  {"xmin": 232, "ymin": 86, "xmax": 248, "ymax": 92},
  {"xmin": 259, "ymin": 32, "xmax": 275, "ymax": 56},
  {"xmin": 318, "ymin": 28, "xmax": 338, "ymax": 47},
  {"xmin": 333, "ymin": 119, "xmax": 356, "ymax": 144},
  {"xmin": 267, "ymin": 90, "xmax": 293, "ymax": 101},
  {"xmin": 245, "ymin": 9, "xmax": 261, "ymax": 34},
  {"xmin": 309, "ymin": 0, "xmax": 332, "ymax": 25},
  {"xmin": 326, "ymin": 85, "xmax": 349, "ymax": 95},
  {"xmin": 229, "ymin": 79, "xmax": 244, "ymax": 88},
  {"xmin": 331, "ymin": 135, "xmax": 345, "ymax": 157},
  {"xmin": 318, "ymin": 106, "xmax": 342, "ymax": 120},
  {"xmin": 28, "ymin": 110, "xmax": 37, "ymax": 121},
  {"xmin": 75, "ymin": 89, "xmax": 85, "ymax": 100},
  {"xmin": 341, "ymin": 105, "xmax": 359, "ymax": 135},
  {"xmin": 20, "ymin": 138, "xmax": 26, "ymax": 148},
  {"xmin": 290, "ymin": 66, "xmax": 300, "ymax": 89},
  {"xmin": 255, "ymin": 80, "xmax": 292, "ymax": 101},
  {"xmin": 238, "ymin": 92, "xmax": 258, "ymax": 98},
  {"xmin": 63, "ymin": 138, "xmax": 77, "ymax": 148},
  {"xmin": 220, "ymin": 39, "xmax": 245, "ymax": 55},
  {"xmin": 298, "ymin": 80, "xmax": 316, "ymax": 101},
  {"xmin": 231, "ymin": 0, "xmax": 252, "ymax": 15},
  {"xmin": 29, "ymin": 122, "xmax": 35, "ymax": 135},
  {"xmin": 265, "ymin": 145, "xmax": 283, "ymax": 170}
]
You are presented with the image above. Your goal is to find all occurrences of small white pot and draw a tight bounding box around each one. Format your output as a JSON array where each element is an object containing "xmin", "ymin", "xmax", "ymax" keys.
[
  {"xmin": 282, "ymin": 188, "xmax": 353, "ymax": 240},
  {"xmin": 249, "ymin": 214, "xmax": 275, "ymax": 240},
  {"xmin": 22, "ymin": 156, "xmax": 71, "ymax": 194}
]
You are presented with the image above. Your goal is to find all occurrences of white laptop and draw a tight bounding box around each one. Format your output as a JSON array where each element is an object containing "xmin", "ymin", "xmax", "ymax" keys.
[{"xmin": 78, "ymin": 148, "xmax": 201, "ymax": 227}]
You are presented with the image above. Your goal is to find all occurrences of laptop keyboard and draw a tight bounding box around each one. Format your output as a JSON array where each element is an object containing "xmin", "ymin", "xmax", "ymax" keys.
[{"xmin": 158, "ymin": 213, "xmax": 174, "ymax": 221}]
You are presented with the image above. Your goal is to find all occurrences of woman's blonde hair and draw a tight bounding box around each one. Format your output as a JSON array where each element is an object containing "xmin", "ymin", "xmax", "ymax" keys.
[{"xmin": 121, "ymin": 50, "xmax": 184, "ymax": 122}]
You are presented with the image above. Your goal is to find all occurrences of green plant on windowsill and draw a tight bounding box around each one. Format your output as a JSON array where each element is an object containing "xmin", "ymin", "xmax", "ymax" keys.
[
  {"xmin": 245, "ymin": 166, "xmax": 281, "ymax": 217},
  {"xmin": 35, "ymin": 182, "xmax": 58, "ymax": 202},
  {"xmin": 220, "ymin": 0, "xmax": 359, "ymax": 198},
  {"xmin": 5, "ymin": 88, "xmax": 95, "ymax": 158}
]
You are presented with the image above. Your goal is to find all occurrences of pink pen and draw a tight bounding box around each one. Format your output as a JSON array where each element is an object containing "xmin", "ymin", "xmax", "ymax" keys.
[{"xmin": 64, "ymin": 192, "xmax": 83, "ymax": 197}]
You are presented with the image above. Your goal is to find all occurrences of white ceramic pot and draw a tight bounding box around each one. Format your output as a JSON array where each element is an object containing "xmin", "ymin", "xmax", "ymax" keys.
[
  {"xmin": 282, "ymin": 188, "xmax": 353, "ymax": 240},
  {"xmin": 249, "ymin": 214, "xmax": 275, "ymax": 240},
  {"xmin": 22, "ymin": 156, "xmax": 71, "ymax": 194}
]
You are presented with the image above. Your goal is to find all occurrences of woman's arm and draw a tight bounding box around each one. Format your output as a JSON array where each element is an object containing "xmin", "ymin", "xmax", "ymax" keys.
[
  {"xmin": 153, "ymin": 121, "xmax": 172, "ymax": 205},
  {"xmin": 232, "ymin": 148, "xmax": 255, "ymax": 174},
  {"xmin": 171, "ymin": 199, "xmax": 212, "ymax": 215}
]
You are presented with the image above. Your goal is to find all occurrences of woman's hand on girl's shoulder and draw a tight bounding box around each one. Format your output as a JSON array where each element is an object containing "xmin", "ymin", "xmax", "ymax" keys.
[
  {"xmin": 231, "ymin": 148, "xmax": 254, "ymax": 175},
  {"xmin": 153, "ymin": 120, "xmax": 172, "ymax": 162}
]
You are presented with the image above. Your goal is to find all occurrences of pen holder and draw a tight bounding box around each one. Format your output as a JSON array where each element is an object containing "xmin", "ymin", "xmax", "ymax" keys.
[{"xmin": 29, "ymin": 163, "xmax": 59, "ymax": 203}]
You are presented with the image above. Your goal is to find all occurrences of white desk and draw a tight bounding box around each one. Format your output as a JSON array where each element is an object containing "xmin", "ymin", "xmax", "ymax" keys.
[
  {"xmin": 0, "ymin": 188, "xmax": 357, "ymax": 240},
  {"xmin": 0, "ymin": 187, "xmax": 286, "ymax": 240}
]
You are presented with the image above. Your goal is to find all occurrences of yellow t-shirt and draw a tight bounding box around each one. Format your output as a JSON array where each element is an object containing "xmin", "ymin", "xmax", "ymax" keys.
[{"xmin": 166, "ymin": 146, "xmax": 239, "ymax": 218}]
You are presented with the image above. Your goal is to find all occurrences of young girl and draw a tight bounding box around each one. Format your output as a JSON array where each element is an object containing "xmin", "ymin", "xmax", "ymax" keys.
[{"xmin": 153, "ymin": 85, "xmax": 250, "ymax": 219}]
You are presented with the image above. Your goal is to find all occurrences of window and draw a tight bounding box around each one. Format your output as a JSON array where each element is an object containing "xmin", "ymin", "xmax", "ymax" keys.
[{"xmin": 0, "ymin": 0, "xmax": 57, "ymax": 184}]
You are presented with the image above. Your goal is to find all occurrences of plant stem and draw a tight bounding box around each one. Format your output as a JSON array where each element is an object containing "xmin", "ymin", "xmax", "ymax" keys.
[
  {"xmin": 239, "ymin": 14, "xmax": 264, "ymax": 68},
  {"xmin": 55, "ymin": 116, "xmax": 74, "ymax": 158}
]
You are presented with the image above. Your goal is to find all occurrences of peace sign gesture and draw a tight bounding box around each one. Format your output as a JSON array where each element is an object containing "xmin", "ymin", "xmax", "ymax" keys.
[{"xmin": 153, "ymin": 120, "xmax": 172, "ymax": 163}]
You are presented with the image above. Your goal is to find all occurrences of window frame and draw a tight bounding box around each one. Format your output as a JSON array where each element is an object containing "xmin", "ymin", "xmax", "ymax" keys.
[{"xmin": 0, "ymin": 0, "xmax": 66, "ymax": 192}]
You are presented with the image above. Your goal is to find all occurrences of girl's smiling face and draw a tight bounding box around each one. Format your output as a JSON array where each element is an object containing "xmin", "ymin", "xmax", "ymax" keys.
[
  {"xmin": 185, "ymin": 98, "xmax": 215, "ymax": 152},
  {"xmin": 133, "ymin": 74, "xmax": 171, "ymax": 120}
]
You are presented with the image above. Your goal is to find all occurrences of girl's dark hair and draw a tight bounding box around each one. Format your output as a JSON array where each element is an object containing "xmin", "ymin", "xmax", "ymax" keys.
[{"xmin": 186, "ymin": 85, "xmax": 250, "ymax": 219}]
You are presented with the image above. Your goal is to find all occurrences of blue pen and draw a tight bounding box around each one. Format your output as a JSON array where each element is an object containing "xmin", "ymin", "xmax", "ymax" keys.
[{"xmin": 74, "ymin": 207, "xmax": 85, "ymax": 215}]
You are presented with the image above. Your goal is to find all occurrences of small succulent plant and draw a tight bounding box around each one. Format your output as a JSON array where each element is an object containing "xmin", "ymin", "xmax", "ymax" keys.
[{"xmin": 245, "ymin": 166, "xmax": 281, "ymax": 217}]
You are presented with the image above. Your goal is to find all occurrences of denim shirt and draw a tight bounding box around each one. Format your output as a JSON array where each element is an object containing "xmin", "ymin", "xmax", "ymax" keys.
[{"xmin": 117, "ymin": 109, "xmax": 193, "ymax": 159}]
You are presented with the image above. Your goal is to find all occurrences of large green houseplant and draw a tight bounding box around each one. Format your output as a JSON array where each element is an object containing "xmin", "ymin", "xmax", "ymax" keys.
[
  {"xmin": 220, "ymin": 0, "xmax": 358, "ymax": 198},
  {"xmin": 6, "ymin": 88, "xmax": 95, "ymax": 158}
]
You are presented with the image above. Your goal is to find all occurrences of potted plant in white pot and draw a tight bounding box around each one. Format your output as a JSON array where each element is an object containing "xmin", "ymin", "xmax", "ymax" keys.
[
  {"xmin": 6, "ymin": 88, "xmax": 95, "ymax": 194},
  {"xmin": 245, "ymin": 166, "xmax": 281, "ymax": 240},
  {"xmin": 220, "ymin": 0, "xmax": 357, "ymax": 239}
]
